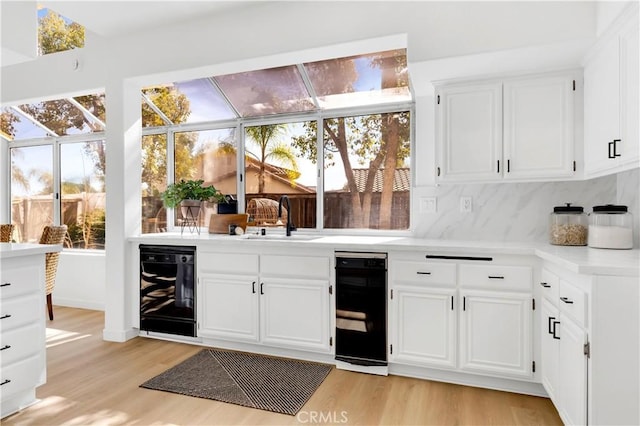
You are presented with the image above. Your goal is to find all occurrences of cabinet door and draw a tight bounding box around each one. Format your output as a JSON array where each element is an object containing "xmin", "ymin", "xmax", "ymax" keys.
[
  {"xmin": 459, "ymin": 291, "xmax": 533, "ymax": 379},
  {"xmin": 198, "ymin": 273, "xmax": 259, "ymax": 342},
  {"xmin": 540, "ymin": 298, "xmax": 560, "ymax": 403},
  {"xmin": 437, "ymin": 83, "xmax": 502, "ymax": 182},
  {"xmin": 503, "ymin": 75, "xmax": 575, "ymax": 179},
  {"xmin": 391, "ymin": 286, "xmax": 456, "ymax": 369},
  {"xmin": 557, "ymin": 316, "xmax": 588, "ymax": 426},
  {"xmin": 584, "ymin": 34, "xmax": 621, "ymax": 175},
  {"xmin": 260, "ymin": 278, "xmax": 330, "ymax": 352},
  {"xmin": 620, "ymin": 17, "xmax": 640, "ymax": 168}
]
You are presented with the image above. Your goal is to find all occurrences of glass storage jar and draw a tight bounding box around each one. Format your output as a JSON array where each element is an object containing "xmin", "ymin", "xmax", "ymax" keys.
[
  {"xmin": 588, "ymin": 204, "xmax": 634, "ymax": 249},
  {"xmin": 549, "ymin": 203, "xmax": 588, "ymax": 246}
]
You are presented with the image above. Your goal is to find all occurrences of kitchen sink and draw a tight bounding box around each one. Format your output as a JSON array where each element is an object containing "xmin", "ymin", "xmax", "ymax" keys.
[{"xmin": 240, "ymin": 234, "xmax": 321, "ymax": 242}]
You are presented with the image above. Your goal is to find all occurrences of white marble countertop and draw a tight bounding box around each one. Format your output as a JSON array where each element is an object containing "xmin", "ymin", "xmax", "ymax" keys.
[
  {"xmin": 0, "ymin": 242, "xmax": 62, "ymax": 259},
  {"xmin": 129, "ymin": 232, "xmax": 640, "ymax": 277}
]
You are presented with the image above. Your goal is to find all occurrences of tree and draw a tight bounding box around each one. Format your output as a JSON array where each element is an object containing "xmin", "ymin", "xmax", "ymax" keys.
[
  {"xmin": 245, "ymin": 124, "xmax": 299, "ymax": 193},
  {"xmin": 292, "ymin": 50, "xmax": 411, "ymax": 229},
  {"xmin": 38, "ymin": 9, "xmax": 84, "ymax": 55}
]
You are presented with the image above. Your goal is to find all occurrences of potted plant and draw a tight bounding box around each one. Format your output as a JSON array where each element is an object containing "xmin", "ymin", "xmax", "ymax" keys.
[{"xmin": 161, "ymin": 179, "xmax": 225, "ymax": 221}]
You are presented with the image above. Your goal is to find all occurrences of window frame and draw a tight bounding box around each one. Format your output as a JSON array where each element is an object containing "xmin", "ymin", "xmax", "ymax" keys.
[
  {"xmin": 5, "ymin": 131, "xmax": 106, "ymax": 248},
  {"xmin": 144, "ymin": 100, "xmax": 414, "ymax": 234}
]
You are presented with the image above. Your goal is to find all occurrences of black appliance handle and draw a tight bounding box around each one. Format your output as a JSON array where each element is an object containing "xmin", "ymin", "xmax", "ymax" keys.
[{"xmin": 252, "ymin": 281, "xmax": 256, "ymax": 294}]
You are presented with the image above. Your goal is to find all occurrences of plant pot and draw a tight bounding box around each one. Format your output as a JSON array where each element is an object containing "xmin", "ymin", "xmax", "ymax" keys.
[{"xmin": 180, "ymin": 199, "xmax": 202, "ymax": 221}]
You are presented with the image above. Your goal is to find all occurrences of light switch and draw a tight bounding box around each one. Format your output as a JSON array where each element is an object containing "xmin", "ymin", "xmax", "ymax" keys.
[{"xmin": 420, "ymin": 197, "xmax": 437, "ymax": 213}]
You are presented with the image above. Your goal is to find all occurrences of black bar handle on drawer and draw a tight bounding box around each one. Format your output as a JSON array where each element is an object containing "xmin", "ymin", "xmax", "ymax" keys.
[
  {"xmin": 260, "ymin": 283, "xmax": 264, "ymax": 295},
  {"xmin": 552, "ymin": 321, "xmax": 560, "ymax": 339},
  {"xmin": 416, "ymin": 271, "xmax": 431, "ymax": 275},
  {"xmin": 488, "ymin": 276, "xmax": 504, "ymax": 279},
  {"xmin": 540, "ymin": 282, "xmax": 551, "ymax": 288},
  {"xmin": 0, "ymin": 314, "xmax": 11, "ymax": 320},
  {"xmin": 0, "ymin": 379, "xmax": 10, "ymax": 386},
  {"xmin": 548, "ymin": 316, "xmax": 556, "ymax": 334},
  {"xmin": 0, "ymin": 282, "xmax": 11, "ymax": 287},
  {"xmin": 560, "ymin": 297, "xmax": 574, "ymax": 304},
  {"xmin": 0, "ymin": 345, "xmax": 10, "ymax": 351},
  {"xmin": 252, "ymin": 281, "xmax": 256, "ymax": 294}
]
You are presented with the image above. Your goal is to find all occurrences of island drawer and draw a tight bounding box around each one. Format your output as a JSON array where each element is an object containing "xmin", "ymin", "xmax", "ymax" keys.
[
  {"xmin": 558, "ymin": 279, "xmax": 587, "ymax": 327},
  {"xmin": 0, "ymin": 294, "xmax": 40, "ymax": 333},
  {"xmin": 540, "ymin": 268, "xmax": 560, "ymax": 304},
  {"xmin": 390, "ymin": 261, "xmax": 456, "ymax": 287},
  {"xmin": 459, "ymin": 264, "xmax": 532, "ymax": 291}
]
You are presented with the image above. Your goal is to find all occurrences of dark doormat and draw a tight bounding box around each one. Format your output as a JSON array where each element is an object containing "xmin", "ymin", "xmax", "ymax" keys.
[{"xmin": 140, "ymin": 349, "xmax": 333, "ymax": 415}]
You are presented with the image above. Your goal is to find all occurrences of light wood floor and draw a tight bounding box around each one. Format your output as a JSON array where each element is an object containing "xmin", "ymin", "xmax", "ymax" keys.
[{"xmin": 4, "ymin": 306, "xmax": 562, "ymax": 425}]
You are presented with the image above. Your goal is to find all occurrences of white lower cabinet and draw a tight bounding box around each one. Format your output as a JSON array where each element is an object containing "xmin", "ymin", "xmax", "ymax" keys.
[
  {"xmin": 557, "ymin": 315, "xmax": 588, "ymax": 426},
  {"xmin": 539, "ymin": 265, "xmax": 639, "ymax": 425},
  {"xmin": 260, "ymin": 278, "xmax": 329, "ymax": 352},
  {"xmin": 459, "ymin": 290, "xmax": 532, "ymax": 379},
  {"xmin": 392, "ymin": 286, "xmax": 456, "ymax": 369},
  {"xmin": 389, "ymin": 253, "xmax": 535, "ymax": 383},
  {"xmin": 198, "ymin": 249, "xmax": 332, "ymax": 354},
  {"xmin": 199, "ymin": 273, "xmax": 259, "ymax": 342}
]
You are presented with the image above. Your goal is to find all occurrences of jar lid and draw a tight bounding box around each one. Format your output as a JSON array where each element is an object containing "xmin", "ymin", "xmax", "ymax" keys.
[
  {"xmin": 553, "ymin": 203, "xmax": 584, "ymax": 213},
  {"xmin": 592, "ymin": 204, "xmax": 628, "ymax": 213}
]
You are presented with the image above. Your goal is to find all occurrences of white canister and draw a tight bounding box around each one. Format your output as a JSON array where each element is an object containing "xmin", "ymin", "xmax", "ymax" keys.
[{"xmin": 588, "ymin": 204, "xmax": 634, "ymax": 249}]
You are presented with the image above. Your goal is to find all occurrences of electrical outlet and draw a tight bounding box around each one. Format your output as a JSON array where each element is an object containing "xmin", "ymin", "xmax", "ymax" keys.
[
  {"xmin": 420, "ymin": 197, "xmax": 437, "ymax": 213},
  {"xmin": 460, "ymin": 196, "xmax": 473, "ymax": 213}
]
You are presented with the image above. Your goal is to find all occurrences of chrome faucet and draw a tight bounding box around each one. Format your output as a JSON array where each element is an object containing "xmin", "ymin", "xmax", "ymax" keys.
[{"xmin": 278, "ymin": 195, "xmax": 296, "ymax": 236}]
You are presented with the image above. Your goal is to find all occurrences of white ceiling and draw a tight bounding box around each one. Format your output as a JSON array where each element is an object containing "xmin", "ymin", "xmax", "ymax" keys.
[{"xmin": 41, "ymin": 1, "xmax": 257, "ymax": 37}]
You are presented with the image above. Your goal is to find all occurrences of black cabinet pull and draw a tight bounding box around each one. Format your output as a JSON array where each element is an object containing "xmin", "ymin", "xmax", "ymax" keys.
[
  {"xmin": 463, "ymin": 296, "xmax": 466, "ymax": 311},
  {"xmin": 0, "ymin": 345, "xmax": 10, "ymax": 351},
  {"xmin": 488, "ymin": 276, "xmax": 504, "ymax": 280},
  {"xmin": 260, "ymin": 283, "xmax": 264, "ymax": 295},
  {"xmin": 540, "ymin": 282, "xmax": 551, "ymax": 288},
  {"xmin": 451, "ymin": 295, "xmax": 454, "ymax": 310},
  {"xmin": 0, "ymin": 314, "xmax": 11, "ymax": 320},
  {"xmin": 252, "ymin": 281, "xmax": 256, "ymax": 294},
  {"xmin": 560, "ymin": 297, "xmax": 574, "ymax": 304},
  {"xmin": 497, "ymin": 160, "xmax": 500, "ymax": 173},
  {"xmin": 548, "ymin": 316, "xmax": 556, "ymax": 334},
  {"xmin": 507, "ymin": 159, "xmax": 511, "ymax": 173},
  {"xmin": 613, "ymin": 139, "xmax": 621, "ymax": 157},
  {"xmin": 0, "ymin": 283, "xmax": 11, "ymax": 287},
  {"xmin": 552, "ymin": 321, "xmax": 560, "ymax": 339},
  {"xmin": 416, "ymin": 271, "xmax": 431, "ymax": 275},
  {"xmin": 0, "ymin": 379, "xmax": 10, "ymax": 386}
]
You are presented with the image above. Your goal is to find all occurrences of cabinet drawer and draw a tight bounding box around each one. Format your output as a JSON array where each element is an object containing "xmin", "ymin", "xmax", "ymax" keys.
[
  {"xmin": 391, "ymin": 261, "xmax": 456, "ymax": 287},
  {"xmin": 0, "ymin": 354, "xmax": 44, "ymax": 398},
  {"xmin": 0, "ymin": 294, "xmax": 41, "ymax": 332},
  {"xmin": 198, "ymin": 252, "xmax": 259, "ymax": 274},
  {"xmin": 540, "ymin": 268, "xmax": 560, "ymax": 304},
  {"xmin": 0, "ymin": 261, "xmax": 42, "ymax": 299},
  {"xmin": 558, "ymin": 279, "xmax": 587, "ymax": 327},
  {"xmin": 459, "ymin": 264, "xmax": 532, "ymax": 291},
  {"xmin": 0, "ymin": 323, "xmax": 42, "ymax": 367},
  {"xmin": 260, "ymin": 255, "xmax": 330, "ymax": 279}
]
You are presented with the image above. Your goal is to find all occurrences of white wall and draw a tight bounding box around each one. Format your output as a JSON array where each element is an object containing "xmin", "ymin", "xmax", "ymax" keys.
[{"xmin": 3, "ymin": 1, "xmax": 634, "ymax": 336}]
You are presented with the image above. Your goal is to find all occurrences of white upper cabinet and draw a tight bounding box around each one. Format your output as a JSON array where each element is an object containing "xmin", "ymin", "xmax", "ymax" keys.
[
  {"xmin": 584, "ymin": 6, "xmax": 639, "ymax": 177},
  {"xmin": 436, "ymin": 82, "xmax": 503, "ymax": 182},
  {"xmin": 436, "ymin": 71, "xmax": 578, "ymax": 183},
  {"xmin": 503, "ymin": 75, "xmax": 575, "ymax": 179}
]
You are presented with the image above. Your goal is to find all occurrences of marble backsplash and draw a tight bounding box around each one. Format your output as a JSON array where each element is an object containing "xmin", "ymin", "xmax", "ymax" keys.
[{"xmin": 412, "ymin": 173, "xmax": 630, "ymax": 244}]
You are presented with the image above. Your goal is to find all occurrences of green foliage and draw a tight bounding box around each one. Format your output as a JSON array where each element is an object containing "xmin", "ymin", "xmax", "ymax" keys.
[
  {"xmin": 245, "ymin": 124, "xmax": 299, "ymax": 192},
  {"xmin": 161, "ymin": 179, "xmax": 225, "ymax": 208},
  {"xmin": 38, "ymin": 9, "xmax": 84, "ymax": 55}
]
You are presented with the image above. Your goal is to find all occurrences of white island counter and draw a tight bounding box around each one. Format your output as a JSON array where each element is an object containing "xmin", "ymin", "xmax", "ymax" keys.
[{"xmin": 1, "ymin": 243, "xmax": 62, "ymax": 419}]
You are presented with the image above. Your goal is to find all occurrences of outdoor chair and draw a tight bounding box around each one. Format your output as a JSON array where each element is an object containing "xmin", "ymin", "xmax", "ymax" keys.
[
  {"xmin": 39, "ymin": 225, "xmax": 68, "ymax": 320},
  {"xmin": 0, "ymin": 224, "xmax": 14, "ymax": 242}
]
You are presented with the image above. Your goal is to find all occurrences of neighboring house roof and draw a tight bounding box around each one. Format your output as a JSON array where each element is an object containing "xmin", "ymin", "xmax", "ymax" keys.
[
  {"xmin": 351, "ymin": 168, "xmax": 410, "ymax": 192},
  {"xmin": 244, "ymin": 157, "xmax": 316, "ymax": 194}
]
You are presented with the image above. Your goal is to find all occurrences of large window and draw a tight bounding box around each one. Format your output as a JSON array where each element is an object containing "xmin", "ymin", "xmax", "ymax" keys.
[
  {"xmin": 141, "ymin": 48, "xmax": 413, "ymax": 232},
  {"xmin": 2, "ymin": 93, "xmax": 106, "ymax": 248}
]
